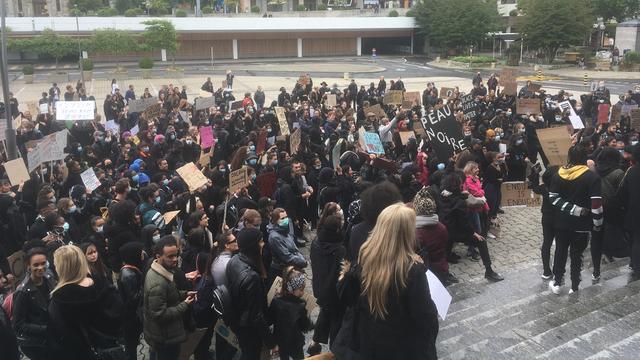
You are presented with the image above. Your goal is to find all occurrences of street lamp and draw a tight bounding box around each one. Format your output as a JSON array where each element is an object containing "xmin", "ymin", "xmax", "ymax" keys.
[{"xmin": 75, "ymin": 5, "xmax": 84, "ymax": 91}]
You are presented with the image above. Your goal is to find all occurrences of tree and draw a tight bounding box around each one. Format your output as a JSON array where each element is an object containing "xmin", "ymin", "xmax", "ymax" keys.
[
  {"xmin": 91, "ymin": 29, "xmax": 140, "ymax": 67},
  {"xmin": 32, "ymin": 29, "xmax": 77, "ymax": 69},
  {"xmin": 591, "ymin": 0, "xmax": 639, "ymax": 22},
  {"xmin": 68, "ymin": 0, "xmax": 105, "ymax": 13},
  {"xmin": 519, "ymin": 0, "xmax": 592, "ymax": 63},
  {"xmin": 413, "ymin": 0, "xmax": 500, "ymax": 54},
  {"xmin": 142, "ymin": 20, "xmax": 179, "ymax": 66},
  {"xmin": 146, "ymin": 0, "xmax": 171, "ymax": 15}
]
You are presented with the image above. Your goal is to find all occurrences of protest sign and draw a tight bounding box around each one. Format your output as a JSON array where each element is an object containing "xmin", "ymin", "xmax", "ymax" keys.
[
  {"xmin": 610, "ymin": 104, "xmax": 622, "ymax": 123},
  {"xmin": 401, "ymin": 100, "xmax": 413, "ymax": 110},
  {"xmin": 39, "ymin": 103, "xmax": 48, "ymax": 114},
  {"xmin": 439, "ymin": 87, "xmax": 455, "ymax": 99},
  {"xmin": 176, "ymin": 162, "xmax": 209, "ymax": 191},
  {"xmin": 199, "ymin": 90, "xmax": 213, "ymax": 98},
  {"xmin": 399, "ymin": 131, "xmax": 416, "ymax": 145},
  {"xmin": 460, "ymin": 94, "xmax": 478, "ymax": 120},
  {"xmin": 27, "ymin": 147, "xmax": 43, "ymax": 172},
  {"xmin": 80, "ymin": 168, "xmax": 101, "ymax": 192},
  {"xmin": 332, "ymin": 139, "xmax": 344, "ymax": 169},
  {"xmin": 230, "ymin": 100, "xmax": 243, "ymax": 111},
  {"xmin": 290, "ymin": 128, "xmax": 301, "ymax": 155},
  {"xmin": 256, "ymin": 171, "xmax": 277, "ymax": 198},
  {"xmin": 590, "ymin": 81, "xmax": 598, "ymax": 92},
  {"xmin": 558, "ymin": 101, "xmax": 584, "ymax": 129},
  {"xmin": 178, "ymin": 110, "xmax": 189, "ymax": 124},
  {"xmin": 500, "ymin": 69, "xmax": 518, "ymax": 96},
  {"xmin": 622, "ymin": 104, "xmax": 639, "ymax": 117},
  {"xmin": 195, "ymin": 96, "xmax": 216, "ymax": 111},
  {"xmin": 426, "ymin": 270, "xmax": 452, "ymax": 321},
  {"xmin": 130, "ymin": 124, "xmax": 140, "ymax": 136},
  {"xmin": 4, "ymin": 158, "xmax": 30, "ymax": 186},
  {"xmin": 383, "ymin": 90, "xmax": 404, "ymax": 105},
  {"xmin": 199, "ymin": 126, "xmax": 215, "ymax": 149},
  {"xmin": 256, "ymin": 129, "xmax": 267, "ymax": 154},
  {"xmin": 55, "ymin": 101, "xmax": 95, "ymax": 121},
  {"xmin": 214, "ymin": 320, "xmax": 239, "ymax": 350},
  {"xmin": 404, "ymin": 91, "xmax": 421, "ymax": 106},
  {"xmin": 413, "ymin": 121, "xmax": 426, "ymax": 137},
  {"xmin": 229, "ymin": 167, "xmax": 249, "ymax": 194},
  {"xmin": 179, "ymin": 328, "xmax": 208, "ymax": 360},
  {"xmin": 8, "ymin": 250, "xmax": 25, "ymax": 280},
  {"xmin": 302, "ymin": 291, "xmax": 318, "ymax": 316},
  {"xmin": 528, "ymin": 83, "xmax": 542, "ymax": 92},
  {"xmin": 275, "ymin": 107, "xmax": 289, "ymax": 135},
  {"xmin": 597, "ymin": 104, "xmax": 610, "ymax": 124},
  {"xmin": 105, "ymin": 120, "xmax": 120, "ymax": 135},
  {"xmin": 372, "ymin": 157, "xmax": 397, "ymax": 173},
  {"xmin": 198, "ymin": 148, "xmax": 211, "ymax": 167},
  {"xmin": 537, "ymin": 126, "xmax": 571, "ymax": 166},
  {"xmin": 267, "ymin": 276, "xmax": 283, "ymax": 306},
  {"xmin": 419, "ymin": 105, "xmax": 466, "ymax": 161},
  {"xmin": 362, "ymin": 132, "xmax": 385, "ymax": 155},
  {"xmin": 0, "ymin": 119, "xmax": 6, "ymax": 141},
  {"xmin": 516, "ymin": 98, "xmax": 541, "ymax": 115},
  {"xmin": 162, "ymin": 210, "xmax": 181, "ymax": 225},
  {"xmin": 500, "ymin": 181, "xmax": 542, "ymax": 207},
  {"xmin": 142, "ymin": 103, "xmax": 162, "ymax": 120},
  {"xmin": 128, "ymin": 97, "xmax": 158, "ymax": 113},
  {"xmin": 630, "ymin": 109, "xmax": 640, "ymax": 130},
  {"xmin": 364, "ymin": 104, "xmax": 386, "ymax": 120},
  {"xmin": 325, "ymin": 94, "xmax": 337, "ymax": 107}
]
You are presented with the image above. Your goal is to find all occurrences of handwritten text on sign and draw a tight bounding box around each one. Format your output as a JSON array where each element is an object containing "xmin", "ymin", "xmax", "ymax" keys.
[
  {"xmin": 500, "ymin": 181, "xmax": 542, "ymax": 207},
  {"xmin": 55, "ymin": 101, "xmax": 96, "ymax": 121},
  {"xmin": 420, "ymin": 105, "xmax": 466, "ymax": 161}
]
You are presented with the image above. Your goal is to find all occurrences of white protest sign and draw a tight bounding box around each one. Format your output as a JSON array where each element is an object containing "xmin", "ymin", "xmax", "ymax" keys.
[
  {"xmin": 105, "ymin": 120, "xmax": 120, "ymax": 135},
  {"xmin": 39, "ymin": 103, "xmax": 48, "ymax": 114},
  {"xmin": 27, "ymin": 145, "xmax": 43, "ymax": 172},
  {"xmin": 0, "ymin": 119, "xmax": 6, "ymax": 141},
  {"xmin": 55, "ymin": 101, "xmax": 96, "ymax": 121},
  {"xmin": 559, "ymin": 101, "xmax": 584, "ymax": 129},
  {"xmin": 4, "ymin": 158, "xmax": 31, "ymax": 186},
  {"xmin": 80, "ymin": 168, "xmax": 101, "ymax": 192},
  {"xmin": 426, "ymin": 270, "xmax": 452, "ymax": 321},
  {"xmin": 130, "ymin": 124, "xmax": 139, "ymax": 136}
]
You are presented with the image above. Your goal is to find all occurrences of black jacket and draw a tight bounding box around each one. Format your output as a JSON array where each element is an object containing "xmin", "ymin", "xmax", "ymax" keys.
[
  {"xmin": 0, "ymin": 305, "xmax": 19, "ymax": 360},
  {"xmin": 104, "ymin": 222, "xmax": 139, "ymax": 271},
  {"xmin": 618, "ymin": 164, "xmax": 640, "ymax": 232},
  {"xmin": 347, "ymin": 221, "xmax": 374, "ymax": 262},
  {"xmin": 439, "ymin": 192, "xmax": 474, "ymax": 244},
  {"xmin": 118, "ymin": 265, "xmax": 144, "ymax": 325},
  {"xmin": 12, "ymin": 271, "xmax": 57, "ymax": 348},
  {"xmin": 269, "ymin": 294, "xmax": 313, "ymax": 353},
  {"xmin": 226, "ymin": 253, "xmax": 270, "ymax": 336},
  {"xmin": 310, "ymin": 227, "xmax": 346, "ymax": 306},
  {"xmin": 550, "ymin": 165, "xmax": 601, "ymax": 232}
]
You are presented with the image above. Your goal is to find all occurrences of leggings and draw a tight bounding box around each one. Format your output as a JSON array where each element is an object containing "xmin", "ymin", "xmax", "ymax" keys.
[
  {"xmin": 553, "ymin": 230, "xmax": 589, "ymax": 291},
  {"xmin": 541, "ymin": 216, "xmax": 555, "ymax": 276}
]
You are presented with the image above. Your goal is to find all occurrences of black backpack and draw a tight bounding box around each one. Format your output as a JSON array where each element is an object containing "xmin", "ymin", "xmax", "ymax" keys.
[{"xmin": 211, "ymin": 285, "xmax": 236, "ymax": 327}]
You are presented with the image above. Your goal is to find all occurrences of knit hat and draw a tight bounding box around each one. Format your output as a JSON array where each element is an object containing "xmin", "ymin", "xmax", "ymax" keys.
[
  {"xmin": 413, "ymin": 187, "xmax": 437, "ymax": 216},
  {"xmin": 237, "ymin": 228, "xmax": 262, "ymax": 253},
  {"xmin": 137, "ymin": 172, "xmax": 150, "ymax": 185},
  {"xmin": 129, "ymin": 162, "xmax": 141, "ymax": 173},
  {"xmin": 286, "ymin": 272, "xmax": 306, "ymax": 293}
]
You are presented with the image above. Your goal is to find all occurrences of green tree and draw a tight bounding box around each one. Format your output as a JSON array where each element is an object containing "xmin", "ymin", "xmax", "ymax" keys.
[
  {"xmin": 69, "ymin": 0, "xmax": 105, "ymax": 13},
  {"xmin": 142, "ymin": 19, "xmax": 179, "ymax": 65},
  {"xmin": 519, "ymin": 0, "xmax": 592, "ymax": 63},
  {"xmin": 591, "ymin": 0, "xmax": 639, "ymax": 22},
  {"xmin": 146, "ymin": 0, "xmax": 171, "ymax": 15},
  {"xmin": 32, "ymin": 29, "xmax": 77, "ymax": 69},
  {"xmin": 413, "ymin": 0, "xmax": 500, "ymax": 54},
  {"xmin": 91, "ymin": 29, "xmax": 139, "ymax": 67}
]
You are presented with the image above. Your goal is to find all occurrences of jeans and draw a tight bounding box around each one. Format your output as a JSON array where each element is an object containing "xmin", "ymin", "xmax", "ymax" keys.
[{"xmin": 552, "ymin": 230, "xmax": 589, "ymax": 290}]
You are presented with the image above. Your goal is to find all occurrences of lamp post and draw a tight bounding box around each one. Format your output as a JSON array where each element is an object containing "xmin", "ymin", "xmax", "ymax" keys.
[
  {"xmin": 75, "ymin": 5, "xmax": 84, "ymax": 91},
  {"xmin": 0, "ymin": 0, "xmax": 17, "ymax": 160},
  {"xmin": 469, "ymin": 45, "xmax": 473, "ymax": 68}
]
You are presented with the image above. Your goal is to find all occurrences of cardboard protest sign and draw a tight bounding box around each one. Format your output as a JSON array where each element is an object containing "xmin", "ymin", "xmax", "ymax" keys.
[
  {"xmin": 460, "ymin": 94, "xmax": 478, "ymax": 120},
  {"xmin": 332, "ymin": 138, "xmax": 344, "ymax": 169},
  {"xmin": 256, "ymin": 171, "xmax": 277, "ymax": 198},
  {"xmin": 179, "ymin": 110, "xmax": 189, "ymax": 124},
  {"xmin": 419, "ymin": 105, "xmax": 466, "ymax": 161},
  {"xmin": 325, "ymin": 94, "xmax": 337, "ymax": 107},
  {"xmin": 361, "ymin": 132, "xmax": 385, "ymax": 155},
  {"xmin": 404, "ymin": 91, "xmax": 421, "ymax": 106},
  {"xmin": 80, "ymin": 168, "xmax": 101, "ymax": 192},
  {"xmin": 128, "ymin": 97, "xmax": 158, "ymax": 113},
  {"xmin": 516, "ymin": 98, "xmax": 541, "ymax": 115},
  {"xmin": 559, "ymin": 101, "xmax": 584, "ymax": 129},
  {"xmin": 610, "ymin": 104, "xmax": 622, "ymax": 123},
  {"xmin": 229, "ymin": 167, "xmax": 249, "ymax": 194},
  {"xmin": 440, "ymin": 87, "xmax": 455, "ymax": 99},
  {"xmin": 55, "ymin": 101, "xmax": 95, "ymax": 121},
  {"xmin": 3, "ymin": 158, "xmax": 30, "ymax": 186},
  {"xmin": 142, "ymin": 103, "xmax": 162, "ymax": 120},
  {"xmin": 383, "ymin": 90, "xmax": 404, "ymax": 105},
  {"xmin": 275, "ymin": 107, "xmax": 289, "ymax": 136},
  {"xmin": 105, "ymin": 120, "xmax": 120, "ymax": 135},
  {"xmin": 537, "ymin": 126, "xmax": 571, "ymax": 166},
  {"xmin": 199, "ymin": 126, "xmax": 215, "ymax": 149},
  {"xmin": 302, "ymin": 291, "xmax": 318, "ymax": 316},
  {"xmin": 267, "ymin": 276, "xmax": 283, "ymax": 306},
  {"xmin": 364, "ymin": 104, "xmax": 386, "ymax": 120},
  {"xmin": 195, "ymin": 97, "xmax": 216, "ymax": 111},
  {"xmin": 500, "ymin": 181, "xmax": 542, "ymax": 207},
  {"xmin": 214, "ymin": 320, "xmax": 239, "ymax": 350},
  {"xmin": 401, "ymin": 100, "xmax": 413, "ymax": 110},
  {"xmin": 26, "ymin": 129, "xmax": 68, "ymax": 172},
  {"xmin": 230, "ymin": 100, "xmax": 243, "ymax": 111},
  {"xmin": 399, "ymin": 131, "xmax": 416, "ymax": 145},
  {"xmin": 290, "ymin": 128, "xmax": 301, "ymax": 155},
  {"xmin": 630, "ymin": 109, "xmax": 640, "ymax": 130},
  {"xmin": 7, "ymin": 250, "xmax": 25, "ymax": 280},
  {"xmin": 372, "ymin": 157, "xmax": 397, "ymax": 173},
  {"xmin": 528, "ymin": 83, "xmax": 542, "ymax": 92},
  {"xmin": 199, "ymin": 90, "xmax": 213, "ymax": 98},
  {"xmin": 177, "ymin": 162, "xmax": 209, "ymax": 191},
  {"xmin": 198, "ymin": 149, "xmax": 211, "ymax": 168},
  {"xmin": 500, "ymin": 69, "xmax": 518, "ymax": 96},
  {"xmin": 597, "ymin": 104, "xmax": 610, "ymax": 124},
  {"xmin": 39, "ymin": 103, "xmax": 48, "ymax": 114},
  {"xmin": 179, "ymin": 327, "xmax": 208, "ymax": 360},
  {"xmin": 256, "ymin": 129, "xmax": 268, "ymax": 154},
  {"xmin": 162, "ymin": 210, "xmax": 181, "ymax": 225},
  {"xmin": 413, "ymin": 121, "xmax": 427, "ymax": 137}
]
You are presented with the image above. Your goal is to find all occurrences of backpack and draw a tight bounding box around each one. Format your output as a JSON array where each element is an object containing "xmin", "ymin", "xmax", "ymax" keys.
[
  {"xmin": 192, "ymin": 275, "xmax": 219, "ymax": 327},
  {"xmin": 211, "ymin": 285, "xmax": 235, "ymax": 327}
]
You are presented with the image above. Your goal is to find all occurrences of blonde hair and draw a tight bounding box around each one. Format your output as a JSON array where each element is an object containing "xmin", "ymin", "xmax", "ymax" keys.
[
  {"xmin": 463, "ymin": 161, "xmax": 479, "ymax": 176},
  {"xmin": 51, "ymin": 245, "xmax": 91, "ymax": 294},
  {"xmin": 358, "ymin": 203, "xmax": 416, "ymax": 320}
]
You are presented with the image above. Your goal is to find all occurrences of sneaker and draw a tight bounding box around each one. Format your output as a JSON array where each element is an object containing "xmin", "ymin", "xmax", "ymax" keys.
[
  {"xmin": 549, "ymin": 281, "xmax": 562, "ymax": 295},
  {"xmin": 485, "ymin": 271, "xmax": 504, "ymax": 282},
  {"xmin": 307, "ymin": 342, "xmax": 322, "ymax": 356},
  {"xmin": 541, "ymin": 273, "xmax": 553, "ymax": 280},
  {"xmin": 592, "ymin": 273, "xmax": 601, "ymax": 281},
  {"xmin": 487, "ymin": 232, "xmax": 496, "ymax": 239},
  {"xmin": 497, "ymin": 208, "xmax": 505, "ymax": 214},
  {"xmin": 569, "ymin": 288, "xmax": 578, "ymax": 294},
  {"xmin": 467, "ymin": 249, "xmax": 480, "ymax": 261}
]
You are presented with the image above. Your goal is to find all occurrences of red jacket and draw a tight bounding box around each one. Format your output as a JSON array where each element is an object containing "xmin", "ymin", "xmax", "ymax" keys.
[{"xmin": 416, "ymin": 219, "xmax": 449, "ymax": 276}]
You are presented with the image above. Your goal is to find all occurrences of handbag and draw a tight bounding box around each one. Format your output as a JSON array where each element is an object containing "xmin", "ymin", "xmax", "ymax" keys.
[
  {"xmin": 79, "ymin": 323, "xmax": 126, "ymax": 360},
  {"xmin": 464, "ymin": 193, "xmax": 487, "ymax": 209}
]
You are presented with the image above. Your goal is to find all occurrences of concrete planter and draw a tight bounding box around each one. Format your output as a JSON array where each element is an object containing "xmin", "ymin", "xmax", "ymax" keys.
[
  {"xmin": 82, "ymin": 70, "xmax": 93, "ymax": 82},
  {"xmin": 23, "ymin": 74, "xmax": 33, "ymax": 84},
  {"xmin": 141, "ymin": 69, "xmax": 152, "ymax": 79}
]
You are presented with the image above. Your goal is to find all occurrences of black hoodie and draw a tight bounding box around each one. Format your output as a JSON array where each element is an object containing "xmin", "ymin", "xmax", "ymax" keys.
[{"xmin": 310, "ymin": 226, "xmax": 346, "ymax": 306}]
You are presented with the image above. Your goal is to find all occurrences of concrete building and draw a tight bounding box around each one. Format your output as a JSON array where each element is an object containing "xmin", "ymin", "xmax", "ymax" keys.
[
  {"xmin": 615, "ymin": 19, "xmax": 640, "ymax": 54},
  {"xmin": 6, "ymin": 0, "xmax": 70, "ymax": 17}
]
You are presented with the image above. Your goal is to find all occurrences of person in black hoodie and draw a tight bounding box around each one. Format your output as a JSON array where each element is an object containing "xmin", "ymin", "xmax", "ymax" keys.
[
  {"xmin": 12, "ymin": 247, "xmax": 57, "ymax": 360},
  {"xmin": 530, "ymin": 164, "xmax": 560, "ymax": 280},
  {"xmin": 617, "ymin": 143, "xmax": 640, "ymax": 278},
  {"xmin": 308, "ymin": 205, "xmax": 347, "ymax": 355},
  {"xmin": 104, "ymin": 200, "xmax": 140, "ymax": 272},
  {"xmin": 548, "ymin": 145, "xmax": 603, "ymax": 294},
  {"xmin": 118, "ymin": 241, "xmax": 146, "ymax": 360}
]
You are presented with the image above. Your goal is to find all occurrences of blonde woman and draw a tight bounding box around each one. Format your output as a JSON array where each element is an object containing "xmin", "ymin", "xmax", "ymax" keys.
[
  {"xmin": 47, "ymin": 245, "xmax": 123, "ymax": 360},
  {"xmin": 334, "ymin": 203, "xmax": 439, "ymax": 360}
]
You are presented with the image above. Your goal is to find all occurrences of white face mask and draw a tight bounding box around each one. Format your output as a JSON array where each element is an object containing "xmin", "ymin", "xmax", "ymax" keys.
[
  {"xmin": 152, "ymin": 234, "xmax": 161, "ymax": 243},
  {"xmin": 97, "ymin": 226, "xmax": 104, "ymax": 233}
]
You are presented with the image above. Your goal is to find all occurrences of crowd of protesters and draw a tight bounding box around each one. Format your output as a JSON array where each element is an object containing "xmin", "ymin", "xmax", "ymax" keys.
[{"xmin": 0, "ymin": 68, "xmax": 638, "ymax": 360}]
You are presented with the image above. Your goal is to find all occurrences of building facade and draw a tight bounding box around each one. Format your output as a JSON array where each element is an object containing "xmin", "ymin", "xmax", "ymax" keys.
[{"xmin": 6, "ymin": 0, "xmax": 70, "ymax": 17}]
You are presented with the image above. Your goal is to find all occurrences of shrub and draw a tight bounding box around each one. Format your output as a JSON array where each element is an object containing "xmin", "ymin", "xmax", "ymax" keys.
[
  {"xmin": 201, "ymin": 5, "xmax": 213, "ymax": 14},
  {"xmin": 295, "ymin": 4, "xmax": 306, "ymax": 11},
  {"xmin": 139, "ymin": 57, "xmax": 154, "ymax": 69},
  {"xmin": 175, "ymin": 9, "xmax": 187, "ymax": 17},
  {"xmin": 80, "ymin": 58, "xmax": 94, "ymax": 71},
  {"xmin": 317, "ymin": 3, "xmax": 327, "ymax": 10},
  {"xmin": 624, "ymin": 51, "xmax": 640, "ymax": 65},
  {"xmin": 509, "ymin": 9, "xmax": 518, "ymax": 16},
  {"xmin": 97, "ymin": 7, "xmax": 118, "ymax": 17},
  {"xmin": 405, "ymin": 9, "xmax": 415, "ymax": 17},
  {"xmin": 22, "ymin": 64, "xmax": 34, "ymax": 75},
  {"xmin": 124, "ymin": 8, "xmax": 143, "ymax": 17},
  {"xmin": 388, "ymin": 10, "xmax": 399, "ymax": 17},
  {"xmin": 450, "ymin": 55, "xmax": 495, "ymax": 64},
  {"xmin": 251, "ymin": 5, "xmax": 260, "ymax": 13}
]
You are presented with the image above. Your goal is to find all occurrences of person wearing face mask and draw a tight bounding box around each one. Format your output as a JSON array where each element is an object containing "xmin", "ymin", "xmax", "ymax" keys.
[
  {"xmin": 506, "ymin": 125, "xmax": 529, "ymax": 181},
  {"xmin": 266, "ymin": 208, "xmax": 307, "ymax": 289},
  {"xmin": 82, "ymin": 216, "xmax": 107, "ymax": 261},
  {"xmin": 56, "ymin": 197, "xmax": 83, "ymax": 243},
  {"xmin": 182, "ymin": 136, "xmax": 201, "ymax": 164},
  {"xmin": 137, "ymin": 184, "xmax": 166, "ymax": 230},
  {"xmin": 104, "ymin": 200, "xmax": 140, "ymax": 272},
  {"xmin": 484, "ymin": 129, "xmax": 500, "ymax": 153}
]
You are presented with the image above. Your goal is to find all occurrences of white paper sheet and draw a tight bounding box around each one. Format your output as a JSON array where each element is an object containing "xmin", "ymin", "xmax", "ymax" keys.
[{"xmin": 426, "ymin": 270, "xmax": 452, "ymax": 320}]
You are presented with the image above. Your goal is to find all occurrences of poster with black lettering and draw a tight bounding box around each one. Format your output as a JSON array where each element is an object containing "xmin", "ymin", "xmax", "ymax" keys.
[
  {"xmin": 460, "ymin": 94, "xmax": 477, "ymax": 120},
  {"xmin": 420, "ymin": 105, "xmax": 466, "ymax": 161}
]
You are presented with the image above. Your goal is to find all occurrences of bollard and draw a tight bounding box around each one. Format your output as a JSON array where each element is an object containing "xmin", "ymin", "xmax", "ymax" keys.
[
  {"xmin": 583, "ymin": 74, "xmax": 588, "ymax": 86},
  {"xmin": 343, "ymin": 72, "xmax": 349, "ymax": 80},
  {"xmin": 536, "ymin": 70, "xmax": 543, "ymax": 81}
]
